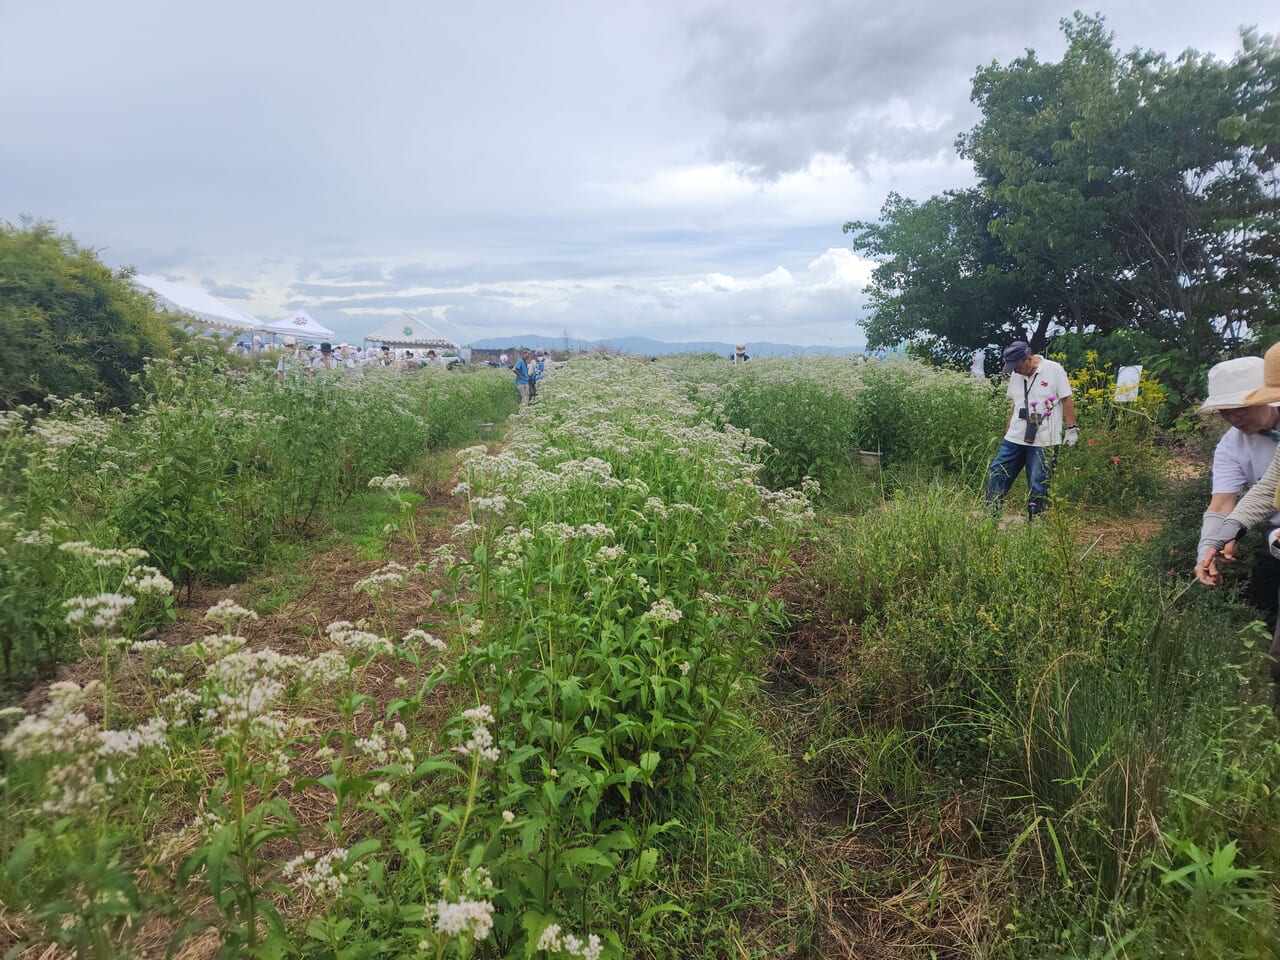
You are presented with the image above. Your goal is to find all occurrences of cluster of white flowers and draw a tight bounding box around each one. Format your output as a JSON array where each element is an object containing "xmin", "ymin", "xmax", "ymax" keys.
[
  {"xmin": 536, "ymin": 522, "xmax": 617, "ymax": 544},
  {"xmin": 58, "ymin": 542, "xmax": 151, "ymax": 568},
  {"xmin": 97, "ymin": 717, "xmax": 169, "ymax": 757},
  {"xmin": 402, "ymin": 628, "xmax": 447, "ymax": 652},
  {"xmin": 536, "ymin": 923, "xmax": 604, "ymax": 960},
  {"xmin": 352, "ymin": 561, "xmax": 411, "ymax": 596},
  {"xmin": 471, "ymin": 493, "xmax": 509, "ymax": 516},
  {"xmin": 326, "ymin": 621, "xmax": 393, "ymax": 659},
  {"xmin": 13, "ymin": 528, "xmax": 53, "ymax": 547},
  {"xmin": 452, "ymin": 705, "xmax": 500, "ymax": 763},
  {"xmin": 433, "ymin": 897, "xmax": 495, "ymax": 942},
  {"xmin": 158, "ymin": 689, "xmax": 202, "ymax": 727},
  {"xmin": 368, "ymin": 474, "xmax": 411, "ymax": 492},
  {"xmin": 355, "ymin": 721, "xmax": 413, "ymax": 766},
  {"xmin": 644, "ymin": 598, "xmax": 683, "ymax": 626},
  {"xmin": 298, "ymin": 650, "xmax": 351, "ymax": 688},
  {"xmin": 730, "ymin": 489, "xmax": 816, "ymax": 533},
  {"xmin": 203, "ymin": 599, "xmax": 259, "ymax": 629},
  {"xmin": 183, "ymin": 632, "xmax": 246, "ymax": 662},
  {"xmin": 2, "ymin": 681, "xmax": 169, "ymax": 813},
  {"xmin": 451, "ymin": 519, "xmax": 480, "ymax": 540},
  {"xmin": 205, "ymin": 648, "xmax": 303, "ymax": 741},
  {"xmin": 459, "ymin": 865, "xmax": 494, "ymax": 892},
  {"xmin": 63, "ymin": 593, "xmax": 136, "ymax": 631},
  {"xmin": 123, "ymin": 565, "xmax": 175, "ymax": 596},
  {"xmin": 27, "ymin": 406, "xmax": 114, "ymax": 471},
  {"xmin": 282, "ymin": 847, "xmax": 363, "ymax": 898},
  {"xmin": 556, "ymin": 456, "xmax": 614, "ymax": 481}
]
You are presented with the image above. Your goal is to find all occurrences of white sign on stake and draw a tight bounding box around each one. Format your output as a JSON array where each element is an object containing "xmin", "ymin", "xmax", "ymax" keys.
[{"xmin": 1115, "ymin": 365, "xmax": 1142, "ymax": 402}]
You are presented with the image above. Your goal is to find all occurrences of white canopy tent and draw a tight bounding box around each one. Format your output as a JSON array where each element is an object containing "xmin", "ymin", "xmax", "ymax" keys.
[
  {"xmin": 258, "ymin": 309, "xmax": 337, "ymax": 342},
  {"xmin": 362, "ymin": 313, "xmax": 459, "ymax": 350},
  {"xmin": 132, "ymin": 274, "xmax": 259, "ymax": 333}
]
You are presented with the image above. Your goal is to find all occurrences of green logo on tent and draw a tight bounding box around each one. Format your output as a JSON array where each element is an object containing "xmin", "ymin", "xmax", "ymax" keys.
[{"xmin": 403, "ymin": 325, "xmax": 413, "ymax": 336}]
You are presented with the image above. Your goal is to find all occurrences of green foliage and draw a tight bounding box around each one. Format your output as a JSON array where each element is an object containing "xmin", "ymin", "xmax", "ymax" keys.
[
  {"xmin": 0, "ymin": 355, "xmax": 810, "ymax": 958},
  {"xmin": 717, "ymin": 375, "xmax": 859, "ymax": 487},
  {"xmin": 0, "ymin": 219, "xmax": 172, "ymax": 410},
  {"xmin": 436, "ymin": 357, "xmax": 811, "ymax": 950},
  {"xmin": 843, "ymin": 188, "xmax": 1032, "ymax": 365},
  {"xmin": 808, "ymin": 487, "xmax": 1280, "ymax": 955},
  {"xmin": 1041, "ymin": 352, "xmax": 1171, "ymax": 511},
  {"xmin": 0, "ymin": 362, "xmax": 516, "ymax": 689},
  {"xmin": 849, "ymin": 15, "xmax": 1280, "ymax": 402},
  {"xmin": 675, "ymin": 354, "xmax": 1005, "ymax": 496}
]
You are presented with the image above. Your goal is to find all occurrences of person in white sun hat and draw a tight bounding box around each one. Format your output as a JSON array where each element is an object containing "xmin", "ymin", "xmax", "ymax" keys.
[{"xmin": 1194, "ymin": 352, "xmax": 1280, "ymax": 631}]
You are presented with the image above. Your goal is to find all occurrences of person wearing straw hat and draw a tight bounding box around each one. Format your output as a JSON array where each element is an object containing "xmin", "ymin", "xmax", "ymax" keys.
[
  {"xmin": 1193, "ymin": 356, "xmax": 1280, "ymax": 628},
  {"xmin": 1197, "ymin": 344, "xmax": 1280, "ymax": 687}
]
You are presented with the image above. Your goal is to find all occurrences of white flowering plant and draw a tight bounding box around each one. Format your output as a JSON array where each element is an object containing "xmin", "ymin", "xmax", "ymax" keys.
[{"xmin": 436, "ymin": 357, "xmax": 808, "ymax": 951}]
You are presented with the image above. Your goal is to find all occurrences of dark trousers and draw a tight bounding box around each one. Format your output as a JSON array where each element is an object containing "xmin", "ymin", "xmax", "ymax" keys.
[
  {"xmin": 985, "ymin": 440, "xmax": 1058, "ymax": 518},
  {"xmin": 1249, "ymin": 547, "xmax": 1280, "ymax": 637},
  {"xmin": 1252, "ymin": 550, "xmax": 1280, "ymax": 688}
]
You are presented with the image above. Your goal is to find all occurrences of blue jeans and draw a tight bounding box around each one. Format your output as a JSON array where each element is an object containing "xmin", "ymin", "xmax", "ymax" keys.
[{"xmin": 985, "ymin": 440, "xmax": 1057, "ymax": 518}]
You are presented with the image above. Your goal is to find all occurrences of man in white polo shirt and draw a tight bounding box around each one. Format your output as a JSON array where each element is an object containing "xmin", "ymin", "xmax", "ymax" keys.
[
  {"xmin": 985, "ymin": 340, "xmax": 1078, "ymax": 519},
  {"xmin": 1196, "ymin": 356, "xmax": 1280, "ymax": 629}
]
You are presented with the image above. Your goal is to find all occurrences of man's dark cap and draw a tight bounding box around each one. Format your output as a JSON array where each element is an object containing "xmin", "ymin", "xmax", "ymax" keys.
[{"xmin": 1001, "ymin": 341, "xmax": 1030, "ymax": 374}]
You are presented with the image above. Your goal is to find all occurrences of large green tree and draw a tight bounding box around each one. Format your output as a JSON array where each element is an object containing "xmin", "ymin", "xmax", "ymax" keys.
[
  {"xmin": 844, "ymin": 188, "xmax": 1037, "ymax": 365},
  {"xmin": 849, "ymin": 15, "xmax": 1280, "ymax": 379},
  {"xmin": 0, "ymin": 220, "xmax": 172, "ymax": 410}
]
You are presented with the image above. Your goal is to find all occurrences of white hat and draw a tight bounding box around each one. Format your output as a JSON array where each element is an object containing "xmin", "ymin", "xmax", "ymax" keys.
[{"xmin": 1199, "ymin": 356, "xmax": 1266, "ymax": 412}]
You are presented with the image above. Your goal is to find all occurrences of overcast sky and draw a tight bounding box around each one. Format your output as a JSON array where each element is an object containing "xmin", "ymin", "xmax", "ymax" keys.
[{"xmin": 3, "ymin": 2, "xmax": 1277, "ymax": 348}]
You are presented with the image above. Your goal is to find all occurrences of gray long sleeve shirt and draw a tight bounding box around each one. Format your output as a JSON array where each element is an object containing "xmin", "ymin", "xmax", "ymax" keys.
[{"xmin": 1201, "ymin": 449, "xmax": 1280, "ymax": 556}]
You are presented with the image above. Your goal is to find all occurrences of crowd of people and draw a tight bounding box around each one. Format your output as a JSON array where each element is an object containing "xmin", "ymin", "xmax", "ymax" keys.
[
  {"xmin": 270, "ymin": 338, "xmax": 458, "ymax": 379},
  {"xmin": 265, "ymin": 336, "xmax": 557, "ymax": 409}
]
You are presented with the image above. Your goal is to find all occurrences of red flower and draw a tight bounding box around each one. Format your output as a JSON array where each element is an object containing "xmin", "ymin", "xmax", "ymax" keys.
[
  {"xmin": 1088, "ymin": 438, "xmax": 1096, "ymax": 446},
  {"xmin": 1112, "ymin": 456, "xmax": 1120, "ymax": 465}
]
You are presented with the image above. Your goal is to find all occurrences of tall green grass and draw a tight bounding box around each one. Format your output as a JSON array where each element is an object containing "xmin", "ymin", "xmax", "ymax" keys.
[
  {"xmin": 807, "ymin": 486, "xmax": 1280, "ymax": 955},
  {"xmin": 0, "ymin": 360, "xmax": 517, "ymax": 687}
]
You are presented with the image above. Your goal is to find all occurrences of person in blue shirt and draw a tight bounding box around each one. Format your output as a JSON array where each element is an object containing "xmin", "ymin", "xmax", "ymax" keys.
[{"xmin": 514, "ymin": 348, "xmax": 535, "ymax": 404}]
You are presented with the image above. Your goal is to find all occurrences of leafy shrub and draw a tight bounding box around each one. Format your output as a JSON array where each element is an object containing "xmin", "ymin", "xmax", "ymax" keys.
[
  {"xmin": 674, "ymin": 355, "xmax": 1004, "ymax": 496},
  {"xmin": 0, "ymin": 361, "xmax": 516, "ymax": 687},
  {"xmin": 0, "ymin": 220, "xmax": 172, "ymax": 411}
]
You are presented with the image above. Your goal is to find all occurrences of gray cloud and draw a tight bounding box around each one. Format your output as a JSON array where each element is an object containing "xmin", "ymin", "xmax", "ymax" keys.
[
  {"xmin": 680, "ymin": 0, "xmax": 1274, "ymax": 179},
  {"xmin": 1, "ymin": 1, "xmax": 1274, "ymax": 347},
  {"xmin": 201, "ymin": 279, "xmax": 254, "ymax": 299}
]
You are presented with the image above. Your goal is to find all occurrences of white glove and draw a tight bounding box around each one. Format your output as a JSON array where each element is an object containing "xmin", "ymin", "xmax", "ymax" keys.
[{"xmin": 1064, "ymin": 426, "xmax": 1079, "ymax": 447}]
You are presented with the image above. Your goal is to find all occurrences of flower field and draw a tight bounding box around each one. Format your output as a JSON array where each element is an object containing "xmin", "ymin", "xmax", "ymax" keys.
[{"xmin": 2, "ymin": 354, "xmax": 1279, "ymax": 958}]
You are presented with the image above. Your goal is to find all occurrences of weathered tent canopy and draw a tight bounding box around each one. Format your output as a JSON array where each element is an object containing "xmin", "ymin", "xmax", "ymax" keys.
[
  {"xmin": 132, "ymin": 274, "xmax": 259, "ymax": 333},
  {"xmin": 258, "ymin": 310, "xmax": 337, "ymax": 341},
  {"xmin": 362, "ymin": 312, "xmax": 458, "ymax": 349}
]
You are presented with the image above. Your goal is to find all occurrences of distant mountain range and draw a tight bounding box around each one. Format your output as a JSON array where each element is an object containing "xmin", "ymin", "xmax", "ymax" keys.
[{"xmin": 469, "ymin": 335, "xmax": 864, "ymax": 358}]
